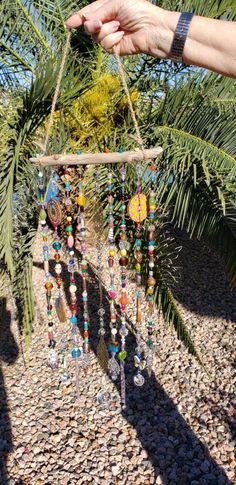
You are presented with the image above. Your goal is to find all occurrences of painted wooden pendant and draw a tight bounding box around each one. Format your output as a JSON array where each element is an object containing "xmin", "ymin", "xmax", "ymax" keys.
[{"xmin": 128, "ymin": 193, "xmax": 147, "ymax": 223}]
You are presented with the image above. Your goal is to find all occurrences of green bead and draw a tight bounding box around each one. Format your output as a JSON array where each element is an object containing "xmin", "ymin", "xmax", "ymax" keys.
[
  {"xmin": 66, "ymin": 226, "xmax": 73, "ymax": 232},
  {"xmin": 148, "ymin": 339, "xmax": 153, "ymax": 349},
  {"xmin": 39, "ymin": 209, "xmax": 47, "ymax": 221},
  {"xmin": 118, "ymin": 350, "xmax": 127, "ymax": 361}
]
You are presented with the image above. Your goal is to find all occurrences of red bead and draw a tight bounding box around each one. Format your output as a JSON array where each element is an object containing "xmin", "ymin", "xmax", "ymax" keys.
[{"xmin": 119, "ymin": 257, "xmax": 129, "ymax": 267}]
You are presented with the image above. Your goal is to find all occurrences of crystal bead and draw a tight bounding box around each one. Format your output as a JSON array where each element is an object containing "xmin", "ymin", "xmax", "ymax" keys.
[{"xmin": 134, "ymin": 374, "xmax": 145, "ymax": 387}]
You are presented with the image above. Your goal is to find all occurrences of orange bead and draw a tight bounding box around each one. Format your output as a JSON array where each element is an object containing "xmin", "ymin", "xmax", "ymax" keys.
[
  {"xmin": 45, "ymin": 282, "xmax": 53, "ymax": 290},
  {"xmin": 119, "ymin": 294, "xmax": 129, "ymax": 306},
  {"xmin": 83, "ymin": 330, "xmax": 89, "ymax": 338}
]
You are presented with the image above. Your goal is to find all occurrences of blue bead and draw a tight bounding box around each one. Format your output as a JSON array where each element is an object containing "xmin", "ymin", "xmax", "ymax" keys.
[
  {"xmin": 70, "ymin": 316, "xmax": 78, "ymax": 324},
  {"xmin": 43, "ymin": 245, "xmax": 49, "ymax": 251},
  {"xmin": 108, "ymin": 344, "xmax": 120, "ymax": 353},
  {"xmin": 150, "ymin": 213, "xmax": 155, "ymax": 220},
  {"xmin": 76, "ymin": 151, "xmax": 82, "ymax": 155},
  {"xmin": 71, "ymin": 348, "xmax": 81, "ymax": 359},
  {"xmin": 135, "ymin": 239, "xmax": 142, "ymax": 248},
  {"xmin": 43, "ymin": 252, "xmax": 49, "ymax": 261},
  {"xmin": 149, "ymin": 241, "xmax": 155, "ymax": 246},
  {"xmin": 69, "ymin": 259, "xmax": 75, "ymax": 265}
]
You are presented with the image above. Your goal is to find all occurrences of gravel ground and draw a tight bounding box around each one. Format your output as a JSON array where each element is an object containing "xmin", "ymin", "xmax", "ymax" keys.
[{"xmin": 0, "ymin": 228, "xmax": 235, "ymax": 485}]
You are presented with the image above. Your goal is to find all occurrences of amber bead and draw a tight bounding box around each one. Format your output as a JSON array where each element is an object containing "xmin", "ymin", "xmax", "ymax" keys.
[
  {"xmin": 45, "ymin": 282, "xmax": 53, "ymax": 290},
  {"xmin": 134, "ymin": 250, "xmax": 142, "ymax": 263},
  {"xmin": 147, "ymin": 276, "xmax": 156, "ymax": 286},
  {"xmin": 119, "ymin": 257, "xmax": 129, "ymax": 267},
  {"xmin": 83, "ymin": 330, "xmax": 89, "ymax": 338},
  {"xmin": 54, "ymin": 253, "xmax": 61, "ymax": 261}
]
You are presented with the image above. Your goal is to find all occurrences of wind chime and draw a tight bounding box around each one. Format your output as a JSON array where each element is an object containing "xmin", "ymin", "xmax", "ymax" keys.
[{"xmin": 32, "ymin": 32, "xmax": 162, "ymax": 408}]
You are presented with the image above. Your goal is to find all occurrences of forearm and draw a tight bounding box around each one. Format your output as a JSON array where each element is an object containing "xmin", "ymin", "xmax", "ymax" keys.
[{"xmin": 152, "ymin": 10, "xmax": 236, "ymax": 78}]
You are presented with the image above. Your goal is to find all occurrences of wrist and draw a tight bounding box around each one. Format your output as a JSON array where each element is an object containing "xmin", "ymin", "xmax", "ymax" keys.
[{"xmin": 148, "ymin": 8, "xmax": 181, "ymax": 59}]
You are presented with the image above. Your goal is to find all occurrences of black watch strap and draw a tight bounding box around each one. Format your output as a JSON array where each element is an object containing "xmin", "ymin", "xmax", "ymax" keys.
[{"xmin": 170, "ymin": 12, "xmax": 194, "ymax": 63}]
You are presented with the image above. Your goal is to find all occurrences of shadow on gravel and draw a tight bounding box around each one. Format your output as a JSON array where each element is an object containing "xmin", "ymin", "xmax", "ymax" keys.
[
  {"xmin": 0, "ymin": 298, "xmax": 19, "ymax": 485},
  {"xmin": 172, "ymin": 228, "xmax": 236, "ymax": 323},
  {"xmin": 36, "ymin": 247, "xmax": 233, "ymax": 485}
]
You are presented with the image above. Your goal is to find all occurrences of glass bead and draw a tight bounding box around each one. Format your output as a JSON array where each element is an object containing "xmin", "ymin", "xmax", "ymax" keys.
[
  {"xmin": 45, "ymin": 282, "xmax": 53, "ymax": 290},
  {"xmin": 119, "ymin": 257, "xmax": 128, "ymax": 267},
  {"xmin": 120, "ymin": 249, "xmax": 127, "ymax": 257},
  {"xmin": 120, "ymin": 325, "xmax": 128, "ymax": 337},
  {"xmin": 70, "ymin": 316, "xmax": 78, "ymax": 324},
  {"xmin": 134, "ymin": 374, "xmax": 145, "ymax": 387},
  {"xmin": 119, "ymin": 294, "xmax": 129, "ymax": 306},
  {"xmin": 52, "ymin": 241, "xmax": 62, "ymax": 250},
  {"xmin": 98, "ymin": 308, "xmax": 105, "ymax": 317},
  {"xmin": 111, "ymin": 328, "xmax": 117, "ymax": 335},
  {"xmin": 69, "ymin": 285, "xmax": 77, "ymax": 294},
  {"xmin": 118, "ymin": 350, "xmax": 127, "ymax": 361},
  {"xmin": 71, "ymin": 348, "xmax": 81, "ymax": 359},
  {"xmin": 66, "ymin": 226, "xmax": 73, "ymax": 233},
  {"xmin": 108, "ymin": 343, "xmax": 120, "ymax": 353},
  {"xmin": 60, "ymin": 372, "xmax": 71, "ymax": 384},
  {"xmin": 48, "ymin": 350, "xmax": 58, "ymax": 369}
]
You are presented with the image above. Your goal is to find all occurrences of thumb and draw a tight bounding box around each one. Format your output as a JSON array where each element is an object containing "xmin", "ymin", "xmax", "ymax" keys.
[{"xmin": 66, "ymin": 0, "xmax": 117, "ymax": 29}]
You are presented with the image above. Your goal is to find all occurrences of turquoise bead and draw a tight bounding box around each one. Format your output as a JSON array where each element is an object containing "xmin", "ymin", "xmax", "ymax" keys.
[
  {"xmin": 52, "ymin": 241, "xmax": 62, "ymax": 250},
  {"xmin": 84, "ymin": 323, "xmax": 89, "ymax": 330},
  {"xmin": 70, "ymin": 316, "xmax": 78, "ymax": 324},
  {"xmin": 66, "ymin": 226, "xmax": 73, "ymax": 232},
  {"xmin": 71, "ymin": 348, "xmax": 81, "ymax": 359},
  {"xmin": 108, "ymin": 344, "xmax": 120, "ymax": 353},
  {"xmin": 149, "ymin": 213, "xmax": 155, "ymax": 220}
]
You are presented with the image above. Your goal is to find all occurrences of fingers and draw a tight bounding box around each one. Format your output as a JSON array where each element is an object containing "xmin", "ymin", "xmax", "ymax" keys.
[
  {"xmin": 84, "ymin": 19, "xmax": 103, "ymax": 34},
  {"xmin": 66, "ymin": 0, "xmax": 116, "ymax": 29},
  {"xmin": 100, "ymin": 31, "xmax": 125, "ymax": 53},
  {"xmin": 85, "ymin": 20, "xmax": 120, "ymax": 39}
]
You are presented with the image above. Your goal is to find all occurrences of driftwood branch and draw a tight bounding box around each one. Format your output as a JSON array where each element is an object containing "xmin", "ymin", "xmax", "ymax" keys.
[{"xmin": 30, "ymin": 147, "xmax": 163, "ymax": 167}]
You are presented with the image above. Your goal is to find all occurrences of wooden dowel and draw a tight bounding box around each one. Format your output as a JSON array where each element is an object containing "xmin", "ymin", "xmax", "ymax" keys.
[{"xmin": 30, "ymin": 147, "xmax": 163, "ymax": 167}]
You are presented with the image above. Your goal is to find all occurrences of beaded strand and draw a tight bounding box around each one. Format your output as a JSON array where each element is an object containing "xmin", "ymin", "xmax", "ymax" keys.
[
  {"xmin": 38, "ymin": 171, "xmax": 58, "ymax": 370},
  {"xmin": 146, "ymin": 188, "xmax": 156, "ymax": 376},
  {"xmin": 107, "ymin": 167, "xmax": 120, "ymax": 381},
  {"xmin": 118, "ymin": 165, "xmax": 129, "ymax": 408},
  {"xmin": 77, "ymin": 170, "xmax": 90, "ymax": 362},
  {"xmin": 63, "ymin": 169, "xmax": 82, "ymax": 398}
]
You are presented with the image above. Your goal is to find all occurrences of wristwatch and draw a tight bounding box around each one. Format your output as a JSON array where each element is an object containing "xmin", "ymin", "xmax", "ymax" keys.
[{"xmin": 170, "ymin": 12, "xmax": 194, "ymax": 63}]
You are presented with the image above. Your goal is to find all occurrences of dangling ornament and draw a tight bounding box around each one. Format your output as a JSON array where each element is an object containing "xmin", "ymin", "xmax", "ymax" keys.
[
  {"xmin": 129, "ymin": 163, "xmax": 147, "ymax": 386},
  {"xmin": 77, "ymin": 169, "xmax": 90, "ymax": 365},
  {"xmin": 118, "ymin": 164, "xmax": 129, "ymax": 409},
  {"xmin": 107, "ymin": 167, "xmax": 120, "ymax": 381},
  {"xmin": 38, "ymin": 171, "xmax": 58, "ymax": 370},
  {"xmin": 146, "ymin": 182, "xmax": 157, "ymax": 376},
  {"xmin": 63, "ymin": 168, "xmax": 82, "ymax": 399}
]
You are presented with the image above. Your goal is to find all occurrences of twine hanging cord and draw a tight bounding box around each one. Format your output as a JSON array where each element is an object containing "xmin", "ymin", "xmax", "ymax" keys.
[
  {"xmin": 42, "ymin": 30, "xmax": 146, "ymax": 160},
  {"xmin": 42, "ymin": 30, "xmax": 72, "ymax": 156}
]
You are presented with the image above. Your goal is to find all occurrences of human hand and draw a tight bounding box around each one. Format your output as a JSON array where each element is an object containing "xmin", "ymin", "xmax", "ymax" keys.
[{"xmin": 66, "ymin": 0, "xmax": 177, "ymax": 58}]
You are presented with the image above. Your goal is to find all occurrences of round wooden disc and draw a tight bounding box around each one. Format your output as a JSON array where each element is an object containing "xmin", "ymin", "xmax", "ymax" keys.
[
  {"xmin": 47, "ymin": 199, "xmax": 62, "ymax": 228},
  {"xmin": 128, "ymin": 193, "xmax": 147, "ymax": 223}
]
